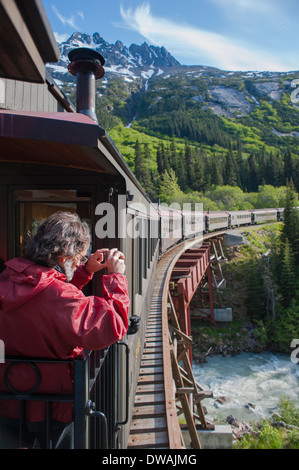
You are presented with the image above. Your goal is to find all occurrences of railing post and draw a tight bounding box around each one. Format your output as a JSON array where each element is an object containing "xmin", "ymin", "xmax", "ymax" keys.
[{"xmin": 73, "ymin": 356, "xmax": 89, "ymax": 449}]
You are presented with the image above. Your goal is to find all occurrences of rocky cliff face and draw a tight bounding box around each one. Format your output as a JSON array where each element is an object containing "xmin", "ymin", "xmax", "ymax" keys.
[{"xmin": 47, "ymin": 31, "xmax": 181, "ymax": 83}]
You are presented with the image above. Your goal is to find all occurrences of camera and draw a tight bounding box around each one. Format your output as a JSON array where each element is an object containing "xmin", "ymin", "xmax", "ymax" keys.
[{"xmin": 99, "ymin": 252, "xmax": 108, "ymax": 263}]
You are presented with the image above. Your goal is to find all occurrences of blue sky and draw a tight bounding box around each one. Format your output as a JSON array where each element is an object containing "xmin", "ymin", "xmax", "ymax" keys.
[{"xmin": 43, "ymin": 0, "xmax": 299, "ymax": 71}]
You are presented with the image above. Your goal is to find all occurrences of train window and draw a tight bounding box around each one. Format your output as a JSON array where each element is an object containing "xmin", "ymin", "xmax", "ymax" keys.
[
  {"xmin": 150, "ymin": 220, "xmax": 156, "ymax": 261},
  {"xmin": 135, "ymin": 218, "xmax": 142, "ymax": 295},
  {"xmin": 211, "ymin": 216, "xmax": 227, "ymax": 224},
  {"xmin": 141, "ymin": 219, "xmax": 146, "ymax": 279},
  {"xmin": 14, "ymin": 189, "xmax": 92, "ymax": 257},
  {"xmin": 147, "ymin": 219, "xmax": 151, "ymax": 269}
]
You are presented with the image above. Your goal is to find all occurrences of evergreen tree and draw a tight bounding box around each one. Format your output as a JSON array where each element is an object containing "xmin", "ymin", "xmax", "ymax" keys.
[
  {"xmin": 267, "ymin": 151, "xmax": 279, "ymax": 187},
  {"xmin": 159, "ymin": 169, "xmax": 184, "ymax": 204},
  {"xmin": 170, "ymin": 139, "xmax": 178, "ymax": 174},
  {"xmin": 201, "ymin": 151, "xmax": 212, "ymax": 191},
  {"xmin": 156, "ymin": 143, "xmax": 164, "ymax": 176},
  {"xmin": 240, "ymin": 157, "xmax": 250, "ymax": 191},
  {"xmin": 262, "ymin": 258, "xmax": 278, "ymax": 323},
  {"xmin": 193, "ymin": 146, "xmax": 205, "ymax": 191},
  {"xmin": 258, "ymin": 146, "xmax": 269, "ymax": 185},
  {"xmin": 280, "ymin": 239, "xmax": 296, "ymax": 308},
  {"xmin": 248, "ymin": 153, "xmax": 259, "ymax": 192},
  {"xmin": 283, "ymin": 149, "xmax": 293, "ymax": 184},
  {"xmin": 176, "ymin": 148, "xmax": 187, "ymax": 192},
  {"xmin": 184, "ymin": 140, "xmax": 195, "ymax": 190},
  {"xmin": 143, "ymin": 143, "xmax": 156, "ymax": 198},
  {"xmin": 235, "ymin": 140, "xmax": 243, "ymax": 187},
  {"xmin": 134, "ymin": 139, "xmax": 151, "ymax": 193},
  {"xmin": 134, "ymin": 139, "xmax": 143, "ymax": 177},
  {"xmin": 148, "ymin": 169, "xmax": 159, "ymax": 201},
  {"xmin": 164, "ymin": 144, "xmax": 171, "ymax": 174},
  {"xmin": 157, "ymin": 142, "xmax": 171, "ymax": 175},
  {"xmin": 223, "ymin": 145, "xmax": 237, "ymax": 186},
  {"xmin": 275, "ymin": 151, "xmax": 284, "ymax": 187},
  {"xmin": 210, "ymin": 155, "xmax": 223, "ymax": 187},
  {"xmin": 281, "ymin": 180, "xmax": 299, "ymax": 261},
  {"xmin": 245, "ymin": 256, "xmax": 265, "ymax": 319},
  {"xmin": 292, "ymin": 157, "xmax": 299, "ymax": 192}
]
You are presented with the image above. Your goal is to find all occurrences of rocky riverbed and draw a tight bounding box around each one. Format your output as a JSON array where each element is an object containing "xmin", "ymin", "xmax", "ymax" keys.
[
  {"xmin": 226, "ymin": 415, "xmax": 258, "ymax": 443},
  {"xmin": 192, "ymin": 322, "xmax": 262, "ymax": 364}
]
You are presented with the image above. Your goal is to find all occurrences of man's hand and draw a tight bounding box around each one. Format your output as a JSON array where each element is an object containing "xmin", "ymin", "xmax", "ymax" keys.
[
  {"xmin": 85, "ymin": 248, "xmax": 126, "ymax": 275},
  {"xmin": 106, "ymin": 248, "xmax": 126, "ymax": 275},
  {"xmin": 85, "ymin": 249, "xmax": 109, "ymax": 273}
]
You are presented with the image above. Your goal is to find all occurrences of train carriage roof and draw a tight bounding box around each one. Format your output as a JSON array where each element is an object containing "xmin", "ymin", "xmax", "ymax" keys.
[
  {"xmin": 252, "ymin": 208, "xmax": 277, "ymax": 212},
  {"xmin": 0, "ymin": 0, "xmax": 60, "ymax": 83},
  {"xmin": 0, "ymin": 109, "xmax": 117, "ymax": 174},
  {"xmin": 205, "ymin": 211, "xmax": 228, "ymax": 216},
  {"xmin": 226, "ymin": 210, "xmax": 251, "ymax": 214},
  {"xmin": 0, "ymin": 108, "xmax": 157, "ymax": 209}
]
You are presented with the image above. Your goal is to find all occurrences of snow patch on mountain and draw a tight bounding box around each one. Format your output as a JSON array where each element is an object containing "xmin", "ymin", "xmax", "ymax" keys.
[{"xmin": 47, "ymin": 32, "xmax": 180, "ymax": 84}]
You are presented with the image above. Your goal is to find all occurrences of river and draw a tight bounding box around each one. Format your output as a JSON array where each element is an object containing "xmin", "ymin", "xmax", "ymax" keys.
[{"xmin": 193, "ymin": 352, "xmax": 299, "ymax": 423}]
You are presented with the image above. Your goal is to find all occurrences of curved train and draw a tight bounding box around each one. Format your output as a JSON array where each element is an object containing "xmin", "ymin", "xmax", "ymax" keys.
[
  {"xmin": 158, "ymin": 205, "xmax": 283, "ymax": 254},
  {"xmin": 0, "ymin": 2, "xmax": 284, "ymax": 450}
]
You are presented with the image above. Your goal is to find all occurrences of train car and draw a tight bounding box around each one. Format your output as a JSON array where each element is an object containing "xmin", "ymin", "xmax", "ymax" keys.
[
  {"xmin": 204, "ymin": 211, "xmax": 230, "ymax": 233},
  {"xmin": 227, "ymin": 210, "xmax": 252, "ymax": 228},
  {"xmin": 182, "ymin": 208, "xmax": 204, "ymax": 240},
  {"xmin": 0, "ymin": 2, "xmax": 159, "ymax": 449},
  {"xmin": 251, "ymin": 208, "xmax": 278, "ymax": 225},
  {"xmin": 158, "ymin": 204, "xmax": 183, "ymax": 255}
]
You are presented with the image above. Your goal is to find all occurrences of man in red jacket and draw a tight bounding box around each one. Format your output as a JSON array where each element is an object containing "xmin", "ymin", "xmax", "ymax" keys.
[{"xmin": 0, "ymin": 211, "xmax": 130, "ymax": 448}]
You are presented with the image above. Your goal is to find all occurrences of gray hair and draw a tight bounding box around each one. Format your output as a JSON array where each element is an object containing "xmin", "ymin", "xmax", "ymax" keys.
[{"xmin": 24, "ymin": 212, "xmax": 90, "ymax": 268}]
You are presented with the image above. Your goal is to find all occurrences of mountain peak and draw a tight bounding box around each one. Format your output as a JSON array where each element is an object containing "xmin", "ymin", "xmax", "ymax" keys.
[{"xmin": 48, "ymin": 32, "xmax": 180, "ymax": 82}]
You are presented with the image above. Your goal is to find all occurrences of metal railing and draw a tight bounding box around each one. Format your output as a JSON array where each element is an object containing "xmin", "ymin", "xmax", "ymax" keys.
[{"xmin": 0, "ymin": 342, "xmax": 129, "ymax": 449}]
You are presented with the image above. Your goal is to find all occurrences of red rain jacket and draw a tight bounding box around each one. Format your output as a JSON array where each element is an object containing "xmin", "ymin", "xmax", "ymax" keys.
[{"xmin": 0, "ymin": 257, "xmax": 129, "ymax": 423}]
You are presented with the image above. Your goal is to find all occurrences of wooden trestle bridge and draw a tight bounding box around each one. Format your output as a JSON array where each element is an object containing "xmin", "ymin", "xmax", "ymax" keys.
[{"xmin": 127, "ymin": 232, "xmax": 227, "ymax": 449}]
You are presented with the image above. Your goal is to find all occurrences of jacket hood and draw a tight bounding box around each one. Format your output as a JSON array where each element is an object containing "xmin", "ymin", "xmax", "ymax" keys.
[{"xmin": 0, "ymin": 257, "xmax": 66, "ymax": 312}]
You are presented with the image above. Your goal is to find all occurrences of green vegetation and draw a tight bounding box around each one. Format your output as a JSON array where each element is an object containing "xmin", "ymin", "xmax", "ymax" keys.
[
  {"xmin": 235, "ymin": 397, "xmax": 299, "ymax": 449},
  {"xmin": 243, "ymin": 182, "xmax": 299, "ymax": 351},
  {"xmin": 109, "ymin": 122, "xmax": 298, "ymax": 204},
  {"xmin": 63, "ymin": 70, "xmax": 299, "ymax": 206},
  {"xmin": 214, "ymin": 183, "xmax": 299, "ymax": 354}
]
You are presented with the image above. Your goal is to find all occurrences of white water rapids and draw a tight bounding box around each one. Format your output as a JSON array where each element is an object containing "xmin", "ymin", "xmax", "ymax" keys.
[{"xmin": 193, "ymin": 352, "xmax": 299, "ymax": 423}]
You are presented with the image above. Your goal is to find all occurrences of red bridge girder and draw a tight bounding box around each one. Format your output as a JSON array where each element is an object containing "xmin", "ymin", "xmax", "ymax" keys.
[{"xmin": 170, "ymin": 246, "xmax": 215, "ymax": 362}]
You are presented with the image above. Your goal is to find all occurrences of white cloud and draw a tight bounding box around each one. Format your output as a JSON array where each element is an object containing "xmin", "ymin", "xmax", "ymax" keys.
[
  {"xmin": 118, "ymin": 3, "xmax": 294, "ymax": 71},
  {"xmin": 51, "ymin": 4, "xmax": 84, "ymax": 29}
]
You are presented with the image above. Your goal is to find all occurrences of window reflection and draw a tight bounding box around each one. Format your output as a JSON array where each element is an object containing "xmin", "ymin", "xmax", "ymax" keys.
[{"xmin": 14, "ymin": 189, "xmax": 92, "ymax": 256}]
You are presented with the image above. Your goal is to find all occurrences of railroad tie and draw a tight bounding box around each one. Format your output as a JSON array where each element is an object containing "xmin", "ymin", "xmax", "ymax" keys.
[
  {"xmin": 127, "ymin": 287, "xmax": 169, "ymax": 449},
  {"xmin": 128, "ymin": 243, "xmax": 202, "ymax": 449}
]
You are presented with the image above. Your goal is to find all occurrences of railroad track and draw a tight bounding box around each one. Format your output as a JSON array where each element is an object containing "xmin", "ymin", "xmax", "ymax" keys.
[
  {"xmin": 127, "ymin": 255, "xmax": 171, "ymax": 449},
  {"xmin": 127, "ymin": 235, "xmax": 214, "ymax": 449}
]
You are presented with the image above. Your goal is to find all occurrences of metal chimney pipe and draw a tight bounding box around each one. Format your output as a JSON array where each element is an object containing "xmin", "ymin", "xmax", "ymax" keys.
[{"xmin": 68, "ymin": 48, "xmax": 105, "ymax": 124}]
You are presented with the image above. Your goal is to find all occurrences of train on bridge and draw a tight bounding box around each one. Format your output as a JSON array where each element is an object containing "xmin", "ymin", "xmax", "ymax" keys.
[
  {"xmin": 0, "ymin": 1, "xmax": 284, "ymax": 449},
  {"xmin": 158, "ymin": 205, "xmax": 283, "ymax": 254}
]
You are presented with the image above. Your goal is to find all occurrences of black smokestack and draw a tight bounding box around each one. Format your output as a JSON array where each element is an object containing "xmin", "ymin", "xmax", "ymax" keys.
[{"xmin": 68, "ymin": 48, "xmax": 105, "ymax": 124}]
